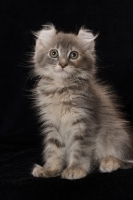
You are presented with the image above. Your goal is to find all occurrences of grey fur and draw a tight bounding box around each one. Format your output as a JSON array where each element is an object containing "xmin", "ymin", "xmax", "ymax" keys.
[{"xmin": 31, "ymin": 24, "xmax": 133, "ymax": 179}]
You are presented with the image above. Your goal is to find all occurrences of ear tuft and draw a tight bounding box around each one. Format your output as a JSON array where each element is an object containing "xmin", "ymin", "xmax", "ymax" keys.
[
  {"xmin": 34, "ymin": 23, "xmax": 56, "ymax": 49},
  {"xmin": 77, "ymin": 26, "xmax": 98, "ymax": 52}
]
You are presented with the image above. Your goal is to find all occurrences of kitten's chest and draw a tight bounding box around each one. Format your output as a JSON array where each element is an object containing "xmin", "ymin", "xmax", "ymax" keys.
[
  {"xmin": 38, "ymin": 84, "xmax": 79, "ymax": 127},
  {"xmin": 44, "ymin": 89, "xmax": 74, "ymax": 115},
  {"xmin": 38, "ymin": 80, "xmax": 75, "ymax": 107}
]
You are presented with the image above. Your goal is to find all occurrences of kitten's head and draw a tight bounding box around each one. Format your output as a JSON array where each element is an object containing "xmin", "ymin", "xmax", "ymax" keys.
[{"xmin": 33, "ymin": 24, "xmax": 97, "ymax": 81}]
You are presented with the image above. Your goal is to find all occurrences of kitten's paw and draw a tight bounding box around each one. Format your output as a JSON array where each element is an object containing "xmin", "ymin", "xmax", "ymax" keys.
[
  {"xmin": 31, "ymin": 164, "xmax": 61, "ymax": 178},
  {"xmin": 99, "ymin": 157, "xmax": 121, "ymax": 173},
  {"xmin": 31, "ymin": 164, "xmax": 44, "ymax": 177},
  {"xmin": 61, "ymin": 167, "xmax": 87, "ymax": 180}
]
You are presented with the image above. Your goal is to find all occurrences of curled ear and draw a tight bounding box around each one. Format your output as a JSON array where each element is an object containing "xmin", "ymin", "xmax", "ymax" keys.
[
  {"xmin": 77, "ymin": 27, "xmax": 98, "ymax": 53},
  {"xmin": 34, "ymin": 24, "xmax": 56, "ymax": 49}
]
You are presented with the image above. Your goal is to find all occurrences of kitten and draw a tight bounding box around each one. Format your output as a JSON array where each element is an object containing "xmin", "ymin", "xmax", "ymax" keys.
[{"xmin": 31, "ymin": 24, "xmax": 133, "ymax": 179}]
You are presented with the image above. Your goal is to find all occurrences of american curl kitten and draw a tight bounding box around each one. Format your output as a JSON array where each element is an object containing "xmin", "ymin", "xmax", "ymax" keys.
[{"xmin": 31, "ymin": 24, "xmax": 133, "ymax": 179}]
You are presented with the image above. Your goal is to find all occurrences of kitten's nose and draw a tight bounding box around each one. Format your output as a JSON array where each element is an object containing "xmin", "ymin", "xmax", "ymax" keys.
[{"xmin": 59, "ymin": 60, "xmax": 68, "ymax": 68}]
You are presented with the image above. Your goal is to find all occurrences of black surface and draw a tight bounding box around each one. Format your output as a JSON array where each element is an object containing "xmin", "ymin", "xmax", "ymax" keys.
[{"xmin": 0, "ymin": 0, "xmax": 133, "ymax": 199}]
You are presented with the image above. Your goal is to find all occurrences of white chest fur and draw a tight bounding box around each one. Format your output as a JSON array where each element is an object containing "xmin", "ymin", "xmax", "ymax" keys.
[{"xmin": 36, "ymin": 80, "xmax": 82, "ymax": 135}]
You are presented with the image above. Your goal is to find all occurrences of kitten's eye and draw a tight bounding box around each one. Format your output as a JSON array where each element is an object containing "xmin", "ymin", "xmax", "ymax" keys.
[
  {"xmin": 50, "ymin": 49, "xmax": 58, "ymax": 58},
  {"xmin": 69, "ymin": 51, "xmax": 78, "ymax": 59}
]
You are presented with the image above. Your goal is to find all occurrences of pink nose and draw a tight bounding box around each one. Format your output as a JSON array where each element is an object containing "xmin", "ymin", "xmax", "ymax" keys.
[{"xmin": 59, "ymin": 62, "xmax": 67, "ymax": 68}]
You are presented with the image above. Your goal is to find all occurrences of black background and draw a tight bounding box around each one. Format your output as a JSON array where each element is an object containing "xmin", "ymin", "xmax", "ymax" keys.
[{"xmin": 0, "ymin": 0, "xmax": 133, "ymax": 199}]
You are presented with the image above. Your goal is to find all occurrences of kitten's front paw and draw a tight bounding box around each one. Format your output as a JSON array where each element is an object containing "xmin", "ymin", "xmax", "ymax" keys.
[
  {"xmin": 99, "ymin": 157, "xmax": 121, "ymax": 173},
  {"xmin": 61, "ymin": 167, "xmax": 87, "ymax": 180},
  {"xmin": 32, "ymin": 164, "xmax": 44, "ymax": 177},
  {"xmin": 31, "ymin": 164, "xmax": 61, "ymax": 178}
]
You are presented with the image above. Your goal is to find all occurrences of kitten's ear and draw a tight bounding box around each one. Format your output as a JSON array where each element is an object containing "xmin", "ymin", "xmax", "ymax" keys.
[
  {"xmin": 77, "ymin": 27, "xmax": 97, "ymax": 53},
  {"xmin": 34, "ymin": 24, "xmax": 56, "ymax": 49}
]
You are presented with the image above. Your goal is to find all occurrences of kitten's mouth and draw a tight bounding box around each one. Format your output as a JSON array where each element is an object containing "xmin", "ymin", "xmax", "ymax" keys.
[
  {"xmin": 60, "ymin": 69, "xmax": 67, "ymax": 73},
  {"xmin": 53, "ymin": 68, "xmax": 70, "ymax": 79},
  {"xmin": 55, "ymin": 68, "xmax": 68, "ymax": 74}
]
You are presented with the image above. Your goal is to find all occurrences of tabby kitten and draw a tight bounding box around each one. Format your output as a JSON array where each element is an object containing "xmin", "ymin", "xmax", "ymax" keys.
[{"xmin": 31, "ymin": 24, "xmax": 133, "ymax": 179}]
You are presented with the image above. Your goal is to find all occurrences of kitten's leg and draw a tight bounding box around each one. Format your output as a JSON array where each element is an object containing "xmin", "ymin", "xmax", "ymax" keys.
[
  {"xmin": 32, "ymin": 126, "xmax": 65, "ymax": 178},
  {"xmin": 61, "ymin": 128, "xmax": 93, "ymax": 179},
  {"xmin": 96, "ymin": 127, "xmax": 133, "ymax": 173},
  {"xmin": 61, "ymin": 144, "xmax": 92, "ymax": 179}
]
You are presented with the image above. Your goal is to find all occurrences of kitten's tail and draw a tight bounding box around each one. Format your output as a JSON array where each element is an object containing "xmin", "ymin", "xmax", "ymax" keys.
[
  {"xmin": 117, "ymin": 137, "xmax": 133, "ymax": 169},
  {"xmin": 120, "ymin": 149, "xmax": 133, "ymax": 169},
  {"xmin": 120, "ymin": 160, "xmax": 133, "ymax": 169}
]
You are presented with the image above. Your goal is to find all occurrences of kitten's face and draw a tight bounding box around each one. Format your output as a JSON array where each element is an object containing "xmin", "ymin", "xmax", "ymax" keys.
[{"xmin": 34, "ymin": 25, "xmax": 96, "ymax": 81}]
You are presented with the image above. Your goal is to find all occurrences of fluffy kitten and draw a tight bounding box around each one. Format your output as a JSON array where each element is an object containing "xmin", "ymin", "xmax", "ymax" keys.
[{"xmin": 31, "ymin": 24, "xmax": 133, "ymax": 179}]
